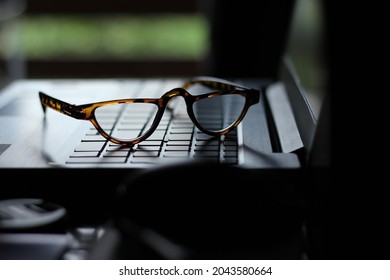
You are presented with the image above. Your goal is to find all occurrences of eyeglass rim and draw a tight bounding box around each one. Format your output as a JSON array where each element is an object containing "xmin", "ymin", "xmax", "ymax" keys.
[{"xmin": 39, "ymin": 78, "xmax": 260, "ymax": 146}]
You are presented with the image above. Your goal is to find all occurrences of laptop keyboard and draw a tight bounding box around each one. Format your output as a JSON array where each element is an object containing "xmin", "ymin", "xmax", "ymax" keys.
[{"xmin": 64, "ymin": 80, "xmax": 240, "ymax": 166}]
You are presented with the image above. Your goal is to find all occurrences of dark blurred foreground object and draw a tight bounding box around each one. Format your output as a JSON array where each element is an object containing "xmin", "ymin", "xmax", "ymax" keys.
[
  {"xmin": 89, "ymin": 160, "xmax": 307, "ymax": 260},
  {"xmin": 0, "ymin": 198, "xmax": 66, "ymax": 231},
  {"xmin": 0, "ymin": 198, "xmax": 69, "ymax": 260}
]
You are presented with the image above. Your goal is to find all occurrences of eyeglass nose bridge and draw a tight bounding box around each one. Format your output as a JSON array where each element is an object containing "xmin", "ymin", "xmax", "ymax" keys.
[
  {"xmin": 162, "ymin": 87, "xmax": 220, "ymax": 106},
  {"xmin": 161, "ymin": 87, "xmax": 193, "ymax": 101},
  {"xmin": 161, "ymin": 87, "xmax": 198, "ymax": 114},
  {"xmin": 160, "ymin": 88, "xmax": 215, "ymax": 134}
]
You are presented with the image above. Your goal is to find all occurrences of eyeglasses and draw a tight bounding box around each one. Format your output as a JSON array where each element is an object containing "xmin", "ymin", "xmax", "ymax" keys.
[{"xmin": 39, "ymin": 76, "xmax": 261, "ymax": 146}]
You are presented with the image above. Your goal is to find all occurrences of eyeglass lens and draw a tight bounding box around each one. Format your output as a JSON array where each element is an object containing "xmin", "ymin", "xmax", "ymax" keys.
[
  {"xmin": 193, "ymin": 93, "xmax": 246, "ymax": 132},
  {"xmin": 94, "ymin": 102, "xmax": 159, "ymax": 142}
]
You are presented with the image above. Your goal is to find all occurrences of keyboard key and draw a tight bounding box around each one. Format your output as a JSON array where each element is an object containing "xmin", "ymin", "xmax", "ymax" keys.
[
  {"xmin": 69, "ymin": 151, "xmax": 100, "ymax": 157},
  {"xmin": 195, "ymin": 140, "xmax": 219, "ymax": 146},
  {"xmin": 170, "ymin": 128, "xmax": 193, "ymax": 134},
  {"xmin": 163, "ymin": 151, "xmax": 189, "ymax": 157},
  {"xmin": 224, "ymin": 145, "xmax": 238, "ymax": 151},
  {"xmin": 147, "ymin": 131, "xmax": 166, "ymax": 140},
  {"xmin": 138, "ymin": 140, "xmax": 163, "ymax": 146},
  {"xmin": 66, "ymin": 157, "xmax": 126, "ymax": 164},
  {"xmin": 102, "ymin": 150, "xmax": 129, "ymax": 157},
  {"xmin": 193, "ymin": 151, "xmax": 219, "ymax": 157},
  {"xmin": 168, "ymin": 134, "xmax": 192, "ymax": 141},
  {"xmin": 81, "ymin": 134, "xmax": 107, "ymax": 142},
  {"xmin": 194, "ymin": 146, "xmax": 219, "ymax": 151},
  {"xmin": 196, "ymin": 134, "xmax": 219, "ymax": 141},
  {"xmin": 130, "ymin": 158, "xmax": 158, "ymax": 164},
  {"xmin": 224, "ymin": 151, "xmax": 238, "ymax": 157},
  {"xmin": 135, "ymin": 146, "xmax": 161, "ymax": 151},
  {"xmin": 132, "ymin": 151, "xmax": 160, "ymax": 157},
  {"xmin": 75, "ymin": 142, "xmax": 105, "ymax": 152},
  {"xmin": 106, "ymin": 145, "xmax": 132, "ymax": 151},
  {"xmin": 166, "ymin": 141, "xmax": 191, "ymax": 146},
  {"xmin": 164, "ymin": 146, "xmax": 189, "ymax": 151}
]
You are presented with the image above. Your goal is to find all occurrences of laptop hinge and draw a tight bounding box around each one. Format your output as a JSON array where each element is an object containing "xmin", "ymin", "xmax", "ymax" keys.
[{"xmin": 265, "ymin": 81, "xmax": 304, "ymax": 157}]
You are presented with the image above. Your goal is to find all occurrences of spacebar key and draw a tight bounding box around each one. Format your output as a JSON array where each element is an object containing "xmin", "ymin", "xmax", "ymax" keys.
[{"xmin": 66, "ymin": 157, "xmax": 126, "ymax": 164}]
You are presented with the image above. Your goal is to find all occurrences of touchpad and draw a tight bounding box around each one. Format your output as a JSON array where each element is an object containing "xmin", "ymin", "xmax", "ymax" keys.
[{"xmin": 0, "ymin": 97, "xmax": 42, "ymax": 116}]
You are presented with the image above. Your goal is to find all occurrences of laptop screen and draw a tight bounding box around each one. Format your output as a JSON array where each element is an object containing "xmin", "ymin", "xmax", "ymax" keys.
[
  {"xmin": 285, "ymin": 0, "xmax": 326, "ymax": 119},
  {"xmin": 283, "ymin": 0, "xmax": 330, "ymax": 168}
]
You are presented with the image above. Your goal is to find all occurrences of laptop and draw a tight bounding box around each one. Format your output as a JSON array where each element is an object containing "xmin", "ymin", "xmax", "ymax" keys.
[
  {"xmin": 0, "ymin": 71, "xmax": 306, "ymax": 167},
  {"xmin": 0, "ymin": 1, "xmax": 323, "ymax": 172},
  {"xmin": 0, "ymin": 0, "xmax": 331, "ymax": 260}
]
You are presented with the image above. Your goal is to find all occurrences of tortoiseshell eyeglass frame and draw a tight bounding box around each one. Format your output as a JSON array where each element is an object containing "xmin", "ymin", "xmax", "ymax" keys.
[{"xmin": 39, "ymin": 76, "xmax": 261, "ymax": 146}]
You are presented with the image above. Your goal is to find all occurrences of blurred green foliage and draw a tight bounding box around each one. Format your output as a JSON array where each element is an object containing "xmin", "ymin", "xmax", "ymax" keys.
[{"xmin": 21, "ymin": 14, "xmax": 209, "ymax": 60}]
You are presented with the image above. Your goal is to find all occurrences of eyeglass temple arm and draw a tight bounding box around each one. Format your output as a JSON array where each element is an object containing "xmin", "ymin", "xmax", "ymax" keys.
[{"xmin": 39, "ymin": 91, "xmax": 87, "ymax": 119}]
